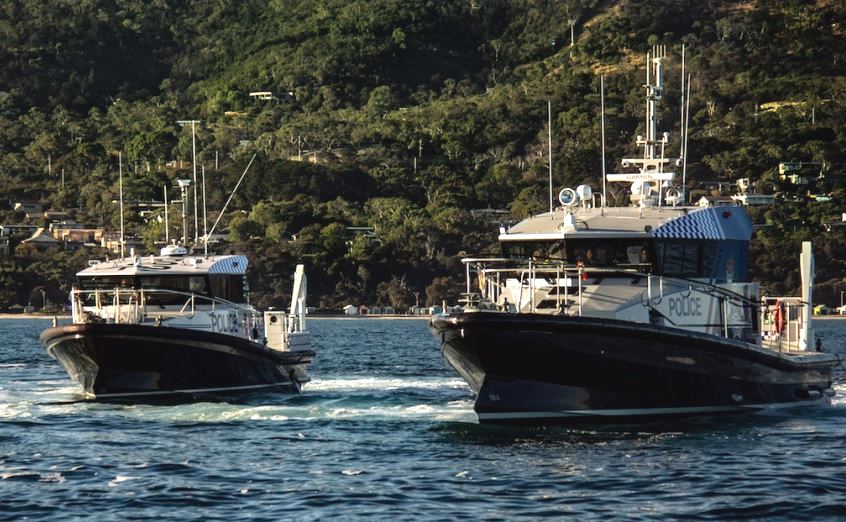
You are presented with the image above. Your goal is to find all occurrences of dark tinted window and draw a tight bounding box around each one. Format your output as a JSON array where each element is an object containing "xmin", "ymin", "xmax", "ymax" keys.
[
  {"xmin": 655, "ymin": 240, "xmax": 717, "ymax": 277},
  {"xmin": 138, "ymin": 276, "xmax": 209, "ymax": 296},
  {"xmin": 501, "ymin": 239, "xmax": 654, "ymax": 269},
  {"xmin": 210, "ymin": 275, "xmax": 246, "ymax": 302},
  {"xmin": 78, "ymin": 276, "xmax": 134, "ymax": 290}
]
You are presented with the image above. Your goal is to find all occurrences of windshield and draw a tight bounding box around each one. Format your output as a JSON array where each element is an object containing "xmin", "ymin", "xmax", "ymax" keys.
[{"xmin": 501, "ymin": 239, "xmax": 653, "ymax": 268}]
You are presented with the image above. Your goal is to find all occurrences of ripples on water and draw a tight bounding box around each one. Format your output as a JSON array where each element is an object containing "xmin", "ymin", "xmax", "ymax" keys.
[{"xmin": 1, "ymin": 318, "xmax": 845, "ymax": 520}]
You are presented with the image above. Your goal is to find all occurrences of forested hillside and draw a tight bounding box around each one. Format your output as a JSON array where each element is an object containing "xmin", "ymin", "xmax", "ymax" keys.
[{"xmin": 1, "ymin": 0, "xmax": 846, "ymax": 310}]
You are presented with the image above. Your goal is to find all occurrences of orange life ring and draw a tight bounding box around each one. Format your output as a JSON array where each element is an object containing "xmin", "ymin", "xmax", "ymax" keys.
[{"xmin": 773, "ymin": 300, "xmax": 785, "ymax": 334}]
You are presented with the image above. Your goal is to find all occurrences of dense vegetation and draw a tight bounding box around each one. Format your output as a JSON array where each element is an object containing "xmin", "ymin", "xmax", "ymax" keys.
[{"xmin": 1, "ymin": 0, "xmax": 845, "ymax": 310}]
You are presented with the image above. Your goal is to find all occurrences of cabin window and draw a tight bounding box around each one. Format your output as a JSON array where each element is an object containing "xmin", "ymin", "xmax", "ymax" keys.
[
  {"xmin": 501, "ymin": 239, "xmax": 654, "ymax": 270},
  {"xmin": 655, "ymin": 240, "xmax": 718, "ymax": 277},
  {"xmin": 210, "ymin": 275, "xmax": 246, "ymax": 303},
  {"xmin": 77, "ymin": 276, "xmax": 135, "ymax": 305},
  {"xmin": 138, "ymin": 275, "xmax": 209, "ymax": 296},
  {"xmin": 78, "ymin": 276, "xmax": 134, "ymax": 290},
  {"xmin": 137, "ymin": 275, "xmax": 210, "ymax": 306},
  {"xmin": 501, "ymin": 241, "xmax": 566, "ymax": 261}
]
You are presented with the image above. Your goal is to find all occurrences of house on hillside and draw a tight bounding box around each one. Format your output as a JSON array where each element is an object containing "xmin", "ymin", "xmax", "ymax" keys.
[
  {"xmin": 21, "ymin": 228, "xmax": 59, "ymax": 247},
  {"xmin": 43, "ymin": 211, "xmax": 72, "ymax": 221},
  {"xmin": 0, "ymin": 224, "xmax": 40, "ymax": 237},
  {"xmin": 14, "ymin": 201, "xmax": 43, "ymax": 218},
  {"xmin": 697, "ymin": 195, "xmax": 736, "ymax": 208},
  {"xmin": 101, "ymin": 233, "xmax": 145, "ymax": 255},
  {"xmin": 52, "ymin": 227, "xmax": 105, "ymax": 243},
  {"xmin": 730, "ymin": 194, "xmax": 776, "ymax": 206}
]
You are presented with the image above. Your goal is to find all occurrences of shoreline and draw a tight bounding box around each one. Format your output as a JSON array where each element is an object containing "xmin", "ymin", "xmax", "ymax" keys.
[
  {"xmin": 4, "ymin": 312, "xmax": 842, "ymax": 321},
  {"xmin": 0, "ymin": 313, "xmax": 430, "ymax": 320},
  {"xmin": 0, "ymin": 313, "xmax": 70, "ymax": 320}
]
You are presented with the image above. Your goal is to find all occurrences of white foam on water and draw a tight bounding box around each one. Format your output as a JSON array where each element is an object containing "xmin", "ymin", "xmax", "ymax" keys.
[
  {"xmin": 0, "ymin": 400, "xmax": 34, "ymax": 420},
  {"xmin": 305, "ymin": 376, "xmax": 470, "ymax": 392},
  {"xmin": 0, "ymin": 465, "xmax": 65, "ymax": 483},
  {"xmin": 830, "ymin": 383, "xmax": 846, "ymax": 406},
  {"xmin": 322, "ymin": 400, "xmax": 475, "ymax": 422},
  {"xmin": 108, "ymin": 475, "xmax": 139, "ymax": 487}
]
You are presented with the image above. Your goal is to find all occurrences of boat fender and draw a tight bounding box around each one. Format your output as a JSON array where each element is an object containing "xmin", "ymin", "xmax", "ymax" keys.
[{"xmin": 816, "ymin": 338, "xmax": 822, "ymax": 352}]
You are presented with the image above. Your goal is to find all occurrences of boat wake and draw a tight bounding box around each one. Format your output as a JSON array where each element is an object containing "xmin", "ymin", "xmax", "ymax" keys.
[
  {"xmin": 830, "ymin": 382, "xmax": 846, "ymax": 407},
  {"xmin": 0, "ymin": 374, "xmax": 476, "ymax": 424},
  {"xmin": 305, "ymin": 376, "xmax": 470, "ymax": 392}
]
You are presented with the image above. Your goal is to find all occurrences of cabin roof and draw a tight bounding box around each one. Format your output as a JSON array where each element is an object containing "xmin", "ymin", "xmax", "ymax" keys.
[
  {"xmin": 76, "ymin": 254, "xmax": 249, "ymax": 277},
  {"xmin": 500, "ymin": 205, "xmax": 753, "ymax": 242}
]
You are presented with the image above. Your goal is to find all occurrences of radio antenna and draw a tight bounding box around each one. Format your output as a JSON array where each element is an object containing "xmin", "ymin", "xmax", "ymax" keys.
[
  {"xmin": 118, "ymin": 151, "xmax": 125, "ymax": 259},
  {"xmin": 163, "ymin": 185, "xmax": 169, "ymax": 243},
  {"xmin": 682, "ymin": 73, "xmax": 691, "ymax": 204},
  {"xmin": 202, "ymin": 164, "xmax": 208, "ymax": 256},
  {"xmin": 600, "ymin": 75, "xmax": 607, "ymax": 215},
  {"xmin": 548, "ymin": 100, "xmax": 554, "ymax": 214}
]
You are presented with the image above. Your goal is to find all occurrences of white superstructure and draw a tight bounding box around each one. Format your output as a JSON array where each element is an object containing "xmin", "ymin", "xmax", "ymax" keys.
[{"xmin": 72, "ymin": 252, "xmax": 309, "ymax": 352}]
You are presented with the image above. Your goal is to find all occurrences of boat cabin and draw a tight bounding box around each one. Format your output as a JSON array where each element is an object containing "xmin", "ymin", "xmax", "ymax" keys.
[
  {"xmin": 499, "ymin": 206, "xmax": 753, "ymax": 283},
  {"xmin": 75, "ymin": 255, "xmax": 250, "ymax": 305}
]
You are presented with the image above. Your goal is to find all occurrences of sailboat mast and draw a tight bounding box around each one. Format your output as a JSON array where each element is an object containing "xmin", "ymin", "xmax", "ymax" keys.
[
  {"xmin": 119, "ymin": 152, "xmax": 125, "ymax": 259},
  {"xmin": 202, "ymin": 164, "xmax": 208, "ymax": 257},
  {"xmin": 548, "ymin": 101, "xmax": 554, "ymax": 213},
  {"xmin": 163, "ymin": 185, "xmax": 169, "ymax": 244},
  {"xmin": 601, "ymin": 75, "xmax": 607, "ymax": 214}
]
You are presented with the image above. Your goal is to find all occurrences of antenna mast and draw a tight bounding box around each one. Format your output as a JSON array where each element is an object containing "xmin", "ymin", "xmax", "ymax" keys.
[
  {"xmin": 600, "ymin": 75, "xmax": 607, "ymax": 214},
  {"xmin": 548, "ymin": 101, "xmax": 554, "ymax": 214},
  {"xmin": 119, "ymin": 151, "xmax": 125, "ymax": 259},
  {"xmin": 201, "ymin": 164, "xmax": 208, "ymax": 256},
  {"xmin": 682, "ymin": 73, "xmax": 691, "ymax": 204},
  {"xmin": 163, "ymin": 185, "xmax": 169, "ymax": 243},
  {"xmin": 605, "ymin": 45, "xmax": 681, "ymax": 206}
]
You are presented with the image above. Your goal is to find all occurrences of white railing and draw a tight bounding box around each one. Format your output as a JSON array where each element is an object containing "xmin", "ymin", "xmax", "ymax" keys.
[
  {"xmin": 760, "ymin": 296, "xmax": 809, "ymax": 352},
  {"xmin": 457, "ymin": 257, "xmax": 811, "ymax": 351},
  {"xmin": 460, "ymin": 257, "xmax": 643, "ymax": 315},
  {"xmin": 72, "ymin": 287, "xmax": 261, "ymax": 332}
]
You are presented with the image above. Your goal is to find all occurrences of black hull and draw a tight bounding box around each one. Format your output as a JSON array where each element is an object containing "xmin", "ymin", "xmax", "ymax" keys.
[
  {"xmin": 431, "ymin": 312, "xmax": 839, "ymax": 424},
  {"xmin": 40, "ymin": 323, "xmax": 314, "ymax": 400}
]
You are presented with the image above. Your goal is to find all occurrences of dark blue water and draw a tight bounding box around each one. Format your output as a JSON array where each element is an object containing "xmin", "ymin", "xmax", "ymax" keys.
[{"xmin": 2, "ymin": 318, "xmax": 845, "ymax": 520}]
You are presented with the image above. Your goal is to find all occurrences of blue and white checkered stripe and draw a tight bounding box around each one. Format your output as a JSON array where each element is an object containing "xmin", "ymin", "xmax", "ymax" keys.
[
  {"xmin": 208, "ymin": 255, "xmax": 249, "ymax": 274},
  {"xmin": 653, "ymin": 208, "xmax": 726, "ymax": 240}
]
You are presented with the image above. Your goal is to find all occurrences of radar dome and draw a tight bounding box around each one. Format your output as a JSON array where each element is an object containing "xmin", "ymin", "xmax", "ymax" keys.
[
  {"xmin": 630, "ymin": 181, "xmax": 653, "ymax": 196},
  {"xmin": 576, "ymin": 184, "xmax": 593, "ymax": 201}
]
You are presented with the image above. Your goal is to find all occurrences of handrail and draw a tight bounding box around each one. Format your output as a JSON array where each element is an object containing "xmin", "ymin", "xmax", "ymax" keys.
[
  {"xmin": 73, "ymin": 287, "xmax": 256, "ymax": 314},
  {"xmin": 72, "ymin": 287, "xmax": 260, "ymax": 324},
  {"xmin": 465, "ymin": 257, "xmax": 761, "ymax": 308}
]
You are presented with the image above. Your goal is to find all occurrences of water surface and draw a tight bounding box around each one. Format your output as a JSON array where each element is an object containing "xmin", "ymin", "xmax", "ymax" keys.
[{"xmin": 1, "ymin": 318, "xmax": 844, "ymax": 520}]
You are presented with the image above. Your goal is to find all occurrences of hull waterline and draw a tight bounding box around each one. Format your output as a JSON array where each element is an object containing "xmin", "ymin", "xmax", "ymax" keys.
[
  {"xmin": 40, "ymin": 323, "xmax": 314, "ymax": 400},
  {"xmin": 432, "ymin": 312, "xmax": 838, "ymax": 424}
]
